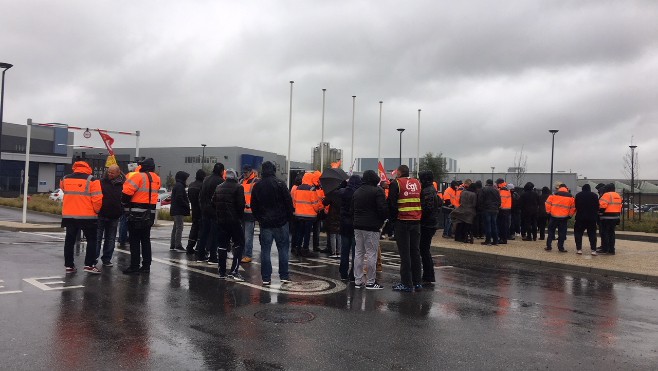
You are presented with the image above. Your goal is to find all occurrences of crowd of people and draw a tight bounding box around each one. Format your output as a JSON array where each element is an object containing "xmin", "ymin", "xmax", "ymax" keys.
[{"xmin": 59, "ymin": 158, "xmax": 623, "ymax": 292}]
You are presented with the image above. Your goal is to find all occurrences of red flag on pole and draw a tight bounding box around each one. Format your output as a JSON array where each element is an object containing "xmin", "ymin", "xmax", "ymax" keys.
[
  {"xmin": 377, "ymin": 161, "xmax": 389, "ymax": 184},
  {"xmin": 97, "ymin": 130, "xmax": 115, "ymax": 156}
]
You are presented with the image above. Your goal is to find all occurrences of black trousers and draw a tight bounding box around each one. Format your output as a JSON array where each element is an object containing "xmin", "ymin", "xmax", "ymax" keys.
[
  {"xmin": 497, "ymin": 210, "xmax": 511, "ymax": 243},
  {"xmin": 129, "ymin": 225, "xmax": 152, "ymax": 268},
  {"xmin": 187, "ymin": 215, "xmax": 201, "ymax": 249},
  {"xmin": 394, "ymin": 221, "xmax": 421, "ymax": 286},
  {"xmin": 64, "ymin": 223, "xmax": 98, "ymax": 267},
  {"xmin": 574, "ymin": 220, "xmax": 597, "ymax": 250},
  {"xmin": 218, "ymin": 220, "xmax": 245, "ymax": 275},
  {"xmin": 546, "ymin": 217, "xmax": 568, "ymax": 250},
  {"xmin": 600, "ymin": 219, "xmax": 617, "ymax": 253},
  {"xmin": 312, "ymin": 219, "xmax": 321, "ymax": 250},
  {"xmin": 419, "ymin": 227, "xmax": 436, "ymax": 282},
  {"xmin": 537, "ymin": 216, "xmax": 547, "ymax": 239},
  {"xmin": 522, "ymin": 213, "xmax": 538, "ymax": 240}
]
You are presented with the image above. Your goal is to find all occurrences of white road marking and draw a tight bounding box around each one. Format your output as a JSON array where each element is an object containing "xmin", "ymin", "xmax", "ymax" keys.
[
  {"xmin": 23, "ymin": 276, "xmax": 84, "ymax": 291},
  {"xmin": 0, "ymin": 280, "xmax": 22, "ymax": 295}
]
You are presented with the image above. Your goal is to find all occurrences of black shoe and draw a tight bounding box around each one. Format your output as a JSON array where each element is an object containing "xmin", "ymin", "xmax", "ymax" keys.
[
  {"xmin": 558, "ymin": 249, "xmax": 568, "ymax": 253},
  {"xmin": 123, "ymin": 266, "xmax": 140, "ymax": 275},
  {"xmin": 175, "ymin": 247, "xmax": 186, "ymax": 252},
  {"xmin": 539, "ymin": 237, "xmax": 545, "ymax": 240},
  {"xmin": 186, "ymin": 249, "xmax": 196, "ymax": 255},
  {"xmin": 498, "ymin": 241, "xmax": 507, "ymax": 245},
  {"xmin": 170, "ymin": 247, "xmax": 176, "ymax": 251},
  {"xmin": 607, "ymin": 251, "xmax": 615, "ymax": 255},
  {"xmin": 139, "ymin": 266, "xmax": 150, "ymax": 273},
  {"xmin": 319, "ymin": 248, "xmax": 332, "ymax": 254},
  {"xmin": 522, "ymin": 237, "xmax": 532, "ymax": 241},
  {"xmin": 508, "ymin": 237, "xmax": 516, "ymax": 241},
  {"xmin": 544, "ymin": 247, "xmax": 552, "ymax": 251},
  {"xmin": 481, "ymin": 241, "xmax": 492, "ymax": 246},
  {"xmin": 300, "ymin": 250, "xmax": 318, "ymax": 258}
]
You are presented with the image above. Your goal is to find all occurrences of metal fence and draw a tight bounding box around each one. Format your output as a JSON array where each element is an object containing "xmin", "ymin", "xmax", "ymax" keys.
[{"xmin": 621, "ymin": 190, "xmax": 658, "ymax": 230}]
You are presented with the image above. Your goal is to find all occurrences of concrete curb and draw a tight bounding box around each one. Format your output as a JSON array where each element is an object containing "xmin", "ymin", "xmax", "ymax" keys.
[
  {"xmin": 376, "ymin": 239, "xmax": 658, "ymax": 283},
  {"xmin": 0, "ymin": 223, "xmax": 64, "ymax": 232}
]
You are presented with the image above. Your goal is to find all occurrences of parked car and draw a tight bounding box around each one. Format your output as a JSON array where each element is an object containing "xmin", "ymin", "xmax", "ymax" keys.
[
  {"xmin": 158, "ymin": 192, "xmax": 171, "ymax": 206},
  {"xmin": 49, "ymin": 189, "xmax": 64, "ymax": 202}
]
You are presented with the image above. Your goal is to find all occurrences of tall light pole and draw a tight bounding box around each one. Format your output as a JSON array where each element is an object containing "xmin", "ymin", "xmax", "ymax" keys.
[
  {"xmin": 377, "ymin": 101, "xmax": 383, "ymax": 171},
  {"xmin": 491, "ymin": 166, "xmax": 495, "ymax": 182},
  {"xmin": 350, "ymin": 95, "xmax": 356, "ymax": 174},
  {"xmin": 630, "ymin": 144, "xmax": 637, "ymax": 215},
  {"xmin": 0, "ymin": 62, "xmax": 13, "ymax": 177},
  {"xmin": 416, "ymin": 109, "xmax": 421, "ymax": 178},
  {"xmin": 287, "ymin": 81, "xmax": 294, "ymax": 187},
  {"xmin": 201, "ymin": 144, "xmax": 207, "ymax": 165},
  {"xmin": 549, "ymin": 129, "xmax": 559, "ymax": 191},
  {"xmin": 320, "ymin": 88, "xmax": 326, "ymax": 171},
  {"xmin": 397, "ymin": 128, "xmax": 405, "ymax": 166}
]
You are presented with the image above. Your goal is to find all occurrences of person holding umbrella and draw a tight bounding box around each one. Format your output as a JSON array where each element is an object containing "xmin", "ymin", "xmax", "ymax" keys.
[{"xmin": 319, "ymin": 168, "xmax": 349, "ymax": 257}]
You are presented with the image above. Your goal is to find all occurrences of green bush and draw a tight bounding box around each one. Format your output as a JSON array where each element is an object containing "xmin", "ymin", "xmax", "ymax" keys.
[
  {"xmin": 622, "ymin": 213, "xmax": 658, "ymax": 233},
  {"xmin": 0, "ymin": 194, "xmax": 62, "ymax": 215}
]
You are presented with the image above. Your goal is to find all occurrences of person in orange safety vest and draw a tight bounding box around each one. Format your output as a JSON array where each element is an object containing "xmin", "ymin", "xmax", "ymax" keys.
[
  {"xmin": 292, "ymin": 172, "xmax": 323, "ymax": 257},
  {"xmin": 122, "ymin": 158, "xmax": 161, "ymax": 274},
  {"xmin": 598, "ymin": 183, "xmax": 622, "ymax": 255},
  {"xmin": 495, "ymin": 179, "xmax": 512, "ymax": 244},
  {"xmin": 544, "ymin": 184, "xmax": 575, "ymax": 252},
  {"xmin": 60, "ymin": 161, "xmax": 103, "ymax": 274},
  {"xmin": 240, "ymin": 164, "xmax": 260, "ymax": 263}
]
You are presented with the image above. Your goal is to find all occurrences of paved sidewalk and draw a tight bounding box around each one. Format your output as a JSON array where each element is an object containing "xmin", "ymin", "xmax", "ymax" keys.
[{"xmin": 380, "ymin": 233, "xmax": 658, "ymax": 283}]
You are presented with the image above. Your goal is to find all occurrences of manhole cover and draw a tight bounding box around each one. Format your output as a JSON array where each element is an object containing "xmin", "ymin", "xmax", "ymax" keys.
[{"xmin": 254, "ymin": 308, "xmax": 316, "ymax": 323}]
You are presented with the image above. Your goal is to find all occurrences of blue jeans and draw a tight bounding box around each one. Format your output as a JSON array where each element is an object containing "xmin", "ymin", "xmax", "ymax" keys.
[
  {"xmin": 259, "ymin": 223, "xmax": 290, "ymax": 281},
  {"xmin": 96, "ymin": 217, "xmax": 119, "ymax": 264},
  {"xmin": 118, "ymin": 214, "xmax": 128, "ymax": 245},
  {"xmin": 339, "ymin": 232, "xmax": 355, "ymax": 280},
  {"xmin": 243, "ymin": 220, "xmax": 255, "ymax": 258},
  {"xmin": 483, "ymin": 211, "xmax": 498, "ymax": 244}
]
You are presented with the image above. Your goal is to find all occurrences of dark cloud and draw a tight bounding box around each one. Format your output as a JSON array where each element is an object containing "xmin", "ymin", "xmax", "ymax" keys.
[{"xmin": 2, "ymin": 0, "xmax": 657, "ymax": 178}]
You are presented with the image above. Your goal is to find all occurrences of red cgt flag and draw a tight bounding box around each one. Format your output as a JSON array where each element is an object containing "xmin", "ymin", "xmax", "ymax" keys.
[
  {"xmin": 377, "ymin": 161, "xmax": 390, "ymax": 184},
  {"xmin": 97, "ymin": 130, "xmax": 115, "ymax": 156}
]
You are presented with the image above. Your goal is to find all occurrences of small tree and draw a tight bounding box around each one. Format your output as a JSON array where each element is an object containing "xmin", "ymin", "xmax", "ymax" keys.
[
  {"xmin": 512, "ymin": 145, "xmax": 528, "ymax": 187},
  {"xmin": 419, "ymin": 152, "xmax": 446, "ymax": 183},
  {"xmin": 165, "ymin": 171, "xmax": 175, "ymax": 190},
  {"xmin": 622, "ymin": 147, "xmax": 639, "ymax": 190}
]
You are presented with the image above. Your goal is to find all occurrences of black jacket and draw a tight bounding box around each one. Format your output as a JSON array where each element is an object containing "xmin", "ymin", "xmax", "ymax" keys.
[
  {"xmin": 322, "ymin": 189, "xmax": 342, "ymax": 234},
  {"xmin": 98, "ymin": 174, "xmax": 124, "ymax": 219},
  {"xmin": 170, "ymin": 171, "xmax": 190, "ymax": 216},
  {"xmin": 212, "ymin": 178, "xmax": 245, "ymax": 223},
  {"xmin": 352, "ymin": 170, "xmax": 387, "ymax": 232},
  {"xmin": 419, "ymin": 171, "xmax": 442, "ymax": 229},
  {"xmin": 187, "ymin": 179, "xmax": 203, "ymax": 220},
  {"xmin": 519, "ymin": 189, "xmax": 540, "ymax": 217},
  {"xmin": 199, "ymin": 173, "xmax": 224, "ymax": 219},
  {"xmin": 339, "ymin": 175, "xmax": 362, "ymax": 235},
  {"xmin": 575, "ymin": 184, "xmax": 600, "ymax": 222},
  {"xmin": 481, "ymin": 184, "xmax": 501, "ymax": 213},
  {"xmin": 251, "ymin": 162, "xmax": 294, "ymax": 228}
]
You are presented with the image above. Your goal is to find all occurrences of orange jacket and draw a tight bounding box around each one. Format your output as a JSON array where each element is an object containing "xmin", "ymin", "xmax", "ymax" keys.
[
  {"xmin": 60, "ymin": 161, "xmax": 103, "ymax": 219},
  {"xmin": 545, "ymin": 187, "xmax": 575, "ymax": 218},
  {"xmin": 599, "ymin": 191, "xmax": 622, "ymax": 219},
  {"xmin": 241, "ymin": 172, "xmax": 259, "ymax": 214},
  {"xmin": 292, "ymin": 173, "xmax": 322, "ymax": 219},
  {"xmin": 499, "ymin": 183, "xmax": 512, "ymax": 210},
  {"xmin": 443, "ymin": 187, "xmax": 458, "ymax": 208},
  {"xmin": 123, "ymin": 171, "xmax": 162, "ymax": 211}
]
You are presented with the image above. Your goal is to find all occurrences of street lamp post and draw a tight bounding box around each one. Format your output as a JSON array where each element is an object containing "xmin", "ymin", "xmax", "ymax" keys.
[
  {"xmin": 287, "ymin": 81, "xmax": 294, "ymax": 187},
  {"xmin": 201, "ymin": 144, "xmax": 207, "ymax": 165},
  {"xmin": 320, "ymin": 88, "xmax": 326, "ymax": 171},
  {"xmin": 549, "ymin": 130, "xmax": 559, "ymax": 191},
  {"xmin": 397, "ymin": 128, "xmax": 405, "ymax": 166},
  {"xmin": 377, "ymin": 101, "xmax": 383, "ymax": 171},
  {"xmin": 350, "ymin": 95, "xmax": 356, "ymax": 174},
  {"xmin": 0, "ymin": 62, "xmax": 13, "ymax": 176},
  {"xmin": 416, "ymin": 109, "xmax": 421, "ymax": 178},
  {"xmin": 491, "ymin": 166, "xmax": 495, "ymax": 182},
  {"xmin": 630, "ymin": 144, "xmax": 637, "ymax": 219}
]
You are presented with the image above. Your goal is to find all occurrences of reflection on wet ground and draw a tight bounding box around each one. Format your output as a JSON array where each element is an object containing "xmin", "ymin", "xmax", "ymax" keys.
[{"xmin": 1, "ymin": 229, "xmax": 658, "ymax": 369}]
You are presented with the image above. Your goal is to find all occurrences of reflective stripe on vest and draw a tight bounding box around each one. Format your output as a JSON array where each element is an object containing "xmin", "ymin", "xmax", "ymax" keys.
[
  {"xmin": 500, "ymin": 189, "xmax": 512, "ymax": 210},
  {"xmin": 61, "ymin": 174, "xmax": 100, "ymax": 219},
  {"xmin": 396, "ymin": 178, "xmax": 422, "ymax": 220},
  {"xmin": 243, "ymin": 176, "xmax": 257, "ymax": 213},
  {"xmin": 600, "ymin": 192, "xmax": 622, "ymax": 219}
]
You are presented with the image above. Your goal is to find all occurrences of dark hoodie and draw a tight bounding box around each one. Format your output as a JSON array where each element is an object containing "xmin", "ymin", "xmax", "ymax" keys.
[
  {"xmin": 170, "ymin": 171, "xmax": 190, "ymax": 216},
  {"xmin": 199, "ymin": 163, "xmax": 225, "ymax": 218},
  {"xmin": 339, "ymin": 175, "xmax": 362, "ymax": 235},
  {"xmin": 351, "ymin": 170, "xmax": 387, "ymax": 231},
  {"xmin": 575, "ymin": 183, "xmax": 599, "ymax": 222},
  {"xmin": 419, "ymin": 170, "xmax": 442, "ymax": 229},
  {"xmin": 187, "ymin": 169, "xmax": 205, "ymax": 220},
  {"xmin": 538, "ymin": 187, "xmax": 551, "ymax": 217},
  {"xmin": 519, "ymin": 181, "xmax": 540, "ymax": 217},
  {"xmin": 250, "ymin": 161, "xmax": 294, "ymax": 228},
  {"xmin": 98, "ymin": 171, "xmax": 125, "ymax": 219}
]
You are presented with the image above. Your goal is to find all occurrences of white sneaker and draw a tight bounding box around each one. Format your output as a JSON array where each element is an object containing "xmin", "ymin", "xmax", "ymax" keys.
[
  {"xmin": 576, "ymin": 250, "xmax": 583, "ymax": 255},
  {"xmin": 591, "ymin": 250, "xmax": 598, "ymax": 256}
]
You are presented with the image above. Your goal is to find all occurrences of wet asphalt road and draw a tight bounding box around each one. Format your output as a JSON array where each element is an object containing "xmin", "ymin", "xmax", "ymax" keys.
[{"xmin": 1, "ymin": 224, "xmax": 658, "ymax": 370}]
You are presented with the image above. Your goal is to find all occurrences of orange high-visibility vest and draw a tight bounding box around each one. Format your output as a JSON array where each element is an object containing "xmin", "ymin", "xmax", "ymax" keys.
[
  {"xmin": 499, "ymin": 183, "xmax": 512, "ymax": 210},
  {"xmin": 396, "ymin": 177, "xmax": 422, "ymax": 221},
  {"xmin": 599, "ymin": 191, "xmax": 622, "ymax": 219},
  {"xmin": 293, "ymin": 173, "xmax": 322, "ymax": 218},
  {"xmin": 443, "ymin": 187, "xmax": 457, "ymax": 207},
  {"xmin": 123, "ymin": 171, "xmax": 162, "ymax": 213},
  {"xmin": 242, "ymin": 172, "xmax": 258, "ymax": 214},
  {"xmin": 61, "ymin": 161, "xmax": 103, "ymax": 219},
  {"xmin": 545, "ymin": 187, "xmax": 575, "ymax": 218}
]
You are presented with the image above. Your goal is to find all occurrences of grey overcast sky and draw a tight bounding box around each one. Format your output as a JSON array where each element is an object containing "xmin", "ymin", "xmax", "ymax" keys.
[{"xmin": 2, "ymin": 0, "xmax": 657, "ymax": 178}]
